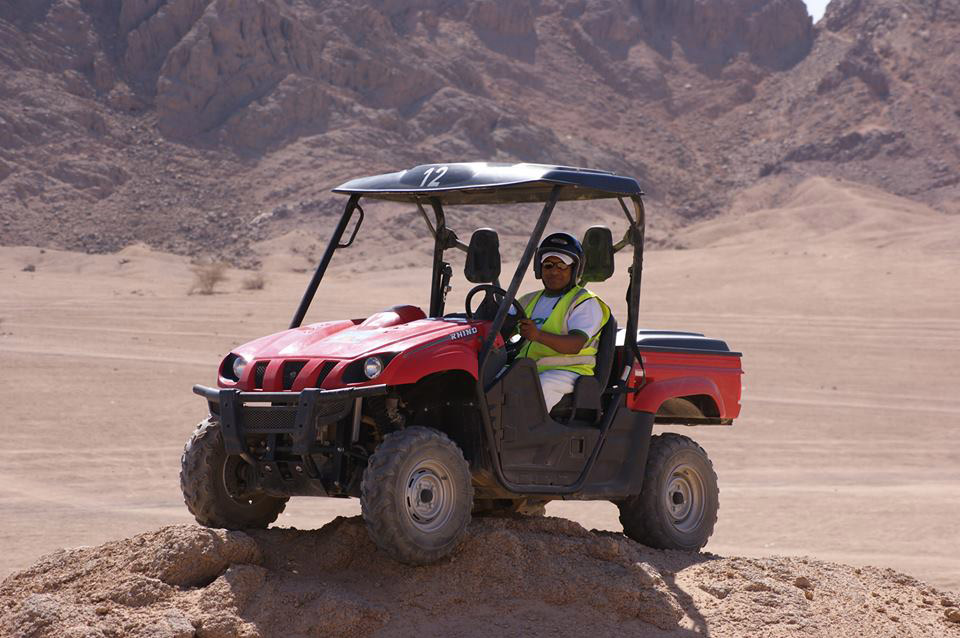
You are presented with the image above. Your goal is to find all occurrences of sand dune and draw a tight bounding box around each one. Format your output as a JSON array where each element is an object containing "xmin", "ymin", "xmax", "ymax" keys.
[{"xmin": 685, "ymin": 176, "xmax": 960, "ymax": 252}]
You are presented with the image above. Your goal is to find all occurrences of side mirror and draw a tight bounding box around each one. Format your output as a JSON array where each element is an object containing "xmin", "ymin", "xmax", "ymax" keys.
[
  {"xmin": 581, "ymin": 225, "xmax": 614, "ymax": 283},
  {"xmin": 464, "ymin": 228, "xmax": 501, "ymax": 284}
]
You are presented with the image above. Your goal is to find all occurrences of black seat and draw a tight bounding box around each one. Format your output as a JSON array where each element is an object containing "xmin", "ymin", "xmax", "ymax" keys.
[{"xmin": 549, "ymin": 315, "xmax": 618, "ymax": 424}]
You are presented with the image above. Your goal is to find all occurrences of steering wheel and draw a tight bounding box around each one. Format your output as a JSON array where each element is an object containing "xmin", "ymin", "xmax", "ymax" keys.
[
  {"xmin": 464, "ymin": 284, "xmax": 525, "ymax": 321},
  {"xmin": 464, "ymin": 284, "xmax": 528, "ymax": 355}
]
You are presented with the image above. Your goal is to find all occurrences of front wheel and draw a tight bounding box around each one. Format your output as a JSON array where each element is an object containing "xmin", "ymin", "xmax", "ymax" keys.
[
  {"xmin": 180, "ymin": 418, "xmax": 287, "ymax": 529},
  {"xmin": 617, "ymin": 433, "xmax": 718, "ymax": 551},
  {"xmin": 361, "ymin": 426, "xmax": 474, "ymax": 565}
]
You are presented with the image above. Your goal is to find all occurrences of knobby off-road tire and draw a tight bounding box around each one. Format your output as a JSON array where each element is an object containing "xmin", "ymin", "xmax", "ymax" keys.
[
  {"xmin": 618, "ymin": 433, "xmax": 718, "ymax": 551},
  {"xmin": 180, "ymin": 418, "xmax": 287, "ymax": 529},
  {"xmin": 361, "ymin": 426, "xmax": 474, "ymax": 565}
]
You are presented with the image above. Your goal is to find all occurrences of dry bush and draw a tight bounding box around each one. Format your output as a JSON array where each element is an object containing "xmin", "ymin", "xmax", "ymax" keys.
[
  {"xmin": 189, "ymin": 261, "xmax": 228, "ymax": 295},
  {"xmin": 242, "ymin": 271, "xmax": 266, "ymax": 290}
]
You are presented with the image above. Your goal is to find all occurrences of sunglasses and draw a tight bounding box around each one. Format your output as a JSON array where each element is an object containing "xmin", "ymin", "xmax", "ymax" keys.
[{"xmin": 541, "ymin": 261, "xmax": 570, "ymax": 271}]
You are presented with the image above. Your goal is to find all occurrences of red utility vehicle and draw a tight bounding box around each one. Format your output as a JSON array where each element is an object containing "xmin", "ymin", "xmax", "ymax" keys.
[{"xmin": 182, "ymin": 163, "xmax": 743, "ymax": 565}]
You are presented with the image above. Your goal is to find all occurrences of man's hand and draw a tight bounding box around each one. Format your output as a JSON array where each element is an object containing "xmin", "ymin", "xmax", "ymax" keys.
[
  {"xmin": 517, "ymin": 319, "xmax": 589, "ymax": 354},
  {"xmin": 518, "ymin": 318, "xmax": 540, "ymax": 342}
]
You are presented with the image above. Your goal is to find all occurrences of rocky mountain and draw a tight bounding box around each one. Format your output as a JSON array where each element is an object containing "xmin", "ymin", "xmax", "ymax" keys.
[{"xmin": 0, "ymin": 0, "xmax": 957, "ymax": 258}]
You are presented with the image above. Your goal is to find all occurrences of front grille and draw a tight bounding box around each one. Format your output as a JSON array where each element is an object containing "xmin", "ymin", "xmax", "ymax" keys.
[
  {"xmin": 314, "ymin": 361, "xmax": 337, "ymax": 387},
  {"xmin": 315, "ymin": 399, "xmax": 350, "ymax": 422},
  {"xmin": 240, "ymin": 406, "xmax": 297, "ymax": 432},
  {"xmin": 282, "ymin": 360, "xmax": 307, "ymax": 390},
  {"xmin": 253, "ymin": 362, "xmax": 268, "ymax": 389},
  {"xmin": 237, "ymin": 398, "xmax": 350, "ymax": 433}
]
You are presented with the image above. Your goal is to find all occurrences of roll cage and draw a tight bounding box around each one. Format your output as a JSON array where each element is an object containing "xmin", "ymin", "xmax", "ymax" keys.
[
  {"xmin": 292, "ymin": 162, "xmax": 646, "ymax": 372},
  {"xmin": 287, "ymin": 162, "xmax": 648, "ymax": 496}
]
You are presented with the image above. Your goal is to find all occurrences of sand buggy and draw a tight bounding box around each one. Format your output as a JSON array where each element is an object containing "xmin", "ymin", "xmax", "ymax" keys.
[{"xmin": 183, "ymin": 163, "xmax": 743, "ymax": 564}]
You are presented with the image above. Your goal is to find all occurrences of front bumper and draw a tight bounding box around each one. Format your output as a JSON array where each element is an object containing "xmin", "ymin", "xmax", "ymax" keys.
[{"xmin": 193, "ymin": 383, "xmax": 388, "ymax": 457}]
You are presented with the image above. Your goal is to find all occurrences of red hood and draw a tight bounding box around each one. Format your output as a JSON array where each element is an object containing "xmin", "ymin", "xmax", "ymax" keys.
[{"xmin": 234, "ymin": 318, "xmax": 473, "ymax": 361}]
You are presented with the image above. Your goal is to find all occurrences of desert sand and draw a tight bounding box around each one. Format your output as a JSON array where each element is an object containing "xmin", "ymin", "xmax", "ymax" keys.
[{"xmin": 1, "ymin": 178, "xmax": 959, "ymax": 634}]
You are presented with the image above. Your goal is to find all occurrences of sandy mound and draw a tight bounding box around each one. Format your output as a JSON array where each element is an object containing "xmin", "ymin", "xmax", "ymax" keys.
[
  {"xmin": 2, "ymin": 517, "xmax": 957, "ymax": 638},
  {"xmin": 681, "ymin": 176, "xmax": 960, "ymax": 253}
]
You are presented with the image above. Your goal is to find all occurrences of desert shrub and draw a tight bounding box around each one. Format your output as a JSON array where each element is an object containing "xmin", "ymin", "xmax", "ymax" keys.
[
  {"xmin": 189, "ymin": 261, "xmax": 228, "ymax": 295},
  {"xmin": 242, "ymin": 271, "xmax": 266, "ymax": 290}
]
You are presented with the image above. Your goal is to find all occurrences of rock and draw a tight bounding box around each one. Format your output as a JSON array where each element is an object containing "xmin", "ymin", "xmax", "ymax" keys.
[
  {"xmin": 824, "ymin": 0, "xmax": 863, "ymax": 31},
  {"xmin": 834, "ymin": 39, "xmax": 891, "ymax": 99},
  {"xmin": 946, "ymin": 608, "xmax": 960, "ymax": 623},
  {"xmin": 119, "ymin": 0, "xmax": 166, "ymax": 36},
  {"xmin": 92, "ymin": 53, "xmax": 116, "ymax": 93},
  {"xmin": 197, "ymin": 564, "xmax": 268, "ymax": 611},
  {"xmin": 218, "ymin": 75, "xmax": 334, "ymax": 150},
  {"xmin": 700, "ymin": 583, "xmax": 731, "ymax": 599},
  {"xmin": 634, "ymin": 0, "xmax": 813, "ymax": 69},
  {"xmin": 130, "ymin": 525, "xmax": 262, "ymax": 588},
  {"xmin": 467, "ymin": 0, "xmax": 535, "ymax": 37},
  {"xmin": 146, "ymin": 609, "xmax": 197, "ymax": 638},
  {"xmin": 107, "ymin": 82, "xmax": 148, "ymax": 112},
  {"xmin": 743, "ymin": 0, "xmax": 814, "ymax": 68},
  {"xmin": 781, "ymin": 130, "xmax": 906, "ymax": 164},
  {"xmin": 102, "ymin": 573, "xmax": 174, "ymax": 607},
  {"xmin": 123, "ymin": 0, "xmax": 211, "ymax": 86},
  {"xmin": 50, "ymin": 161, "xmax": 129, "ymax": 199}
]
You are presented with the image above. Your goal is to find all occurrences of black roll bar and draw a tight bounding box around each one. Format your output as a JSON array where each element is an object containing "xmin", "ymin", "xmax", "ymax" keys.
[
  {"xmin": 477, "ymin": 185, "xmax": 562, "ymax": 375},
  {"xmin": 289, "ymin": 194, "xmax": 361, "ymax": 329},
  {"xmin": 428, "ymin": 198, "xmax": 448, "ymax": 317},
  {"xmin": 622, "ymin": 195, "xmax": 645, "ymax": 371}
]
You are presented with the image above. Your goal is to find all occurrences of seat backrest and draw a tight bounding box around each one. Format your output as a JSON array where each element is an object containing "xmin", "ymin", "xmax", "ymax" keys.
[
  {"xmin": 465, "ymin": 228, "xmax": 501, "ymax": 283},
  {"xmin": 594, "ymin": 314, "xmax": 617, "ymax": 390}
]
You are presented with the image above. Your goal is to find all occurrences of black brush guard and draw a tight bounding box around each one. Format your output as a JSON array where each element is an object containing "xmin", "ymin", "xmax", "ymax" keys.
[{"xmin": 193, "ymin": 384, "xmax": 388, "ymax": 496}]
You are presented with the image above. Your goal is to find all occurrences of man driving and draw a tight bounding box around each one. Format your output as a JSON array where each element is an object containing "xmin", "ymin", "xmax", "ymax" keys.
[{"xmin": 514, "ymin": 232, "xmax": 611, "ymax": 411}]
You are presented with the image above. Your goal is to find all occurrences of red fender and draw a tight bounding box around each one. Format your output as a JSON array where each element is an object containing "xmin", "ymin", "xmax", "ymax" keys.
[
  {"xmin": 379, "ymin": 342, "xmax": 478, "ymax": 385},
  {"xmin": 629, "ymin": 376, "xmax": 725, "ymax": 416}
]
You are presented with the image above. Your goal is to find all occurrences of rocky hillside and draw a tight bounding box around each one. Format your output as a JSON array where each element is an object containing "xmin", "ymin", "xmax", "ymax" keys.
[
  {"xmin": 0, "ymin": 0, "xmax": 958, "ymax": 258},
  {"xmin": 2, "ymin": 516, "xmax": 958, "ymax": 637}
]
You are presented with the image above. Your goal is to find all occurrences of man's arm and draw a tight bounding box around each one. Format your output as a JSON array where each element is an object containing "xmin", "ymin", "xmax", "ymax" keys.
[{"xmin": 518, "ymin": 319, "xmax": 587, "ymax": 354}]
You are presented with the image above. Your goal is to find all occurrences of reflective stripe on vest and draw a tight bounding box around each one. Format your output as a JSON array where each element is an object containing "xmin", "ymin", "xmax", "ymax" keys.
[{"xmin": 517, "ymin": 285, "xmax": 610, "ymax": 376}]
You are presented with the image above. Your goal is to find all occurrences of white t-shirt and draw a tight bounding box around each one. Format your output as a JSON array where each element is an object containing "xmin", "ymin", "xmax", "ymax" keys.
[{"xmin": 513, "ymin": 291, "xmax": 604, "ymax": 339}]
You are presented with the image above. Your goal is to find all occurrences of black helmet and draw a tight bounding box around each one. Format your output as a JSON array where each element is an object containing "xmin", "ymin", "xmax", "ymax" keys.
[{"xmin": 534, "ymin": 232, "xmax": 584, "ymax": 282}]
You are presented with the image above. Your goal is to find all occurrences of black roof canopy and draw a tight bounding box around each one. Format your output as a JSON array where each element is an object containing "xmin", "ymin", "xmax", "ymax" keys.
[{"xmin": 332, "ymin": 162, "xmax": 643, "ymax": 205}]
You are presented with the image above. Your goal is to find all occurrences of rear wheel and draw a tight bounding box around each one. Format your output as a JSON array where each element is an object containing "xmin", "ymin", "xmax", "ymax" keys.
[
  {"xmin": 180, "ymin": 418, "xmax": 287, "ymax": 529},
  {"xmin": 361, "ymin": 426, "xmax": 473, "ymax": 565},
  {"xmin": 617, "ymin": 433, "xmax": 718, "ymax": 551}
]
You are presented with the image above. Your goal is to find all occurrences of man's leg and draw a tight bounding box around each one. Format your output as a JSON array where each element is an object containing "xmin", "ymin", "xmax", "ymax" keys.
[{"xmin": 539, "ymin": 370, "xmax": 578, "ymax": 411}]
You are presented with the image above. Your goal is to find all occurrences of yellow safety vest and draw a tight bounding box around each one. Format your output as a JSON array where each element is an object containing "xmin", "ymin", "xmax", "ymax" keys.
[{"xmin": 517, "ymin": 285, "xmax": 610, "ymax": 376}]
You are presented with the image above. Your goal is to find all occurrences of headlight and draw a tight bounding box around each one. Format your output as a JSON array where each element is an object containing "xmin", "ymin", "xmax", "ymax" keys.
[
  {"xmin": 363, "ymin": 356, "xmax": 383, "ymax": 379},
  {"xmin": 232, "ymin": 355, "xmax": 248, "ymax": 380}
]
